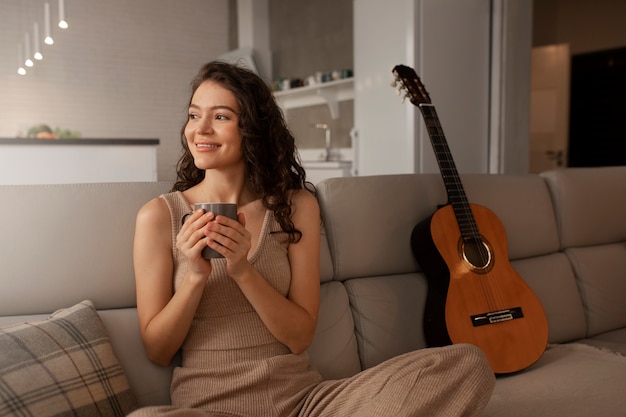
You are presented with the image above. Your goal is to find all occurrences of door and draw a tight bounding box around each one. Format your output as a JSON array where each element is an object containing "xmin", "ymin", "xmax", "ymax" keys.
[
  {"xmin": 529, "ymin": 44, "xmax": 570, "ymax": 173},
  {"xmin": 569, "ymin": 46, "xmax": 626, "ymax": 167}
]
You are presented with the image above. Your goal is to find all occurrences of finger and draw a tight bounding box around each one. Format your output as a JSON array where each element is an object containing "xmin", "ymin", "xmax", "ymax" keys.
[
  {"xmin": 178, "ymin": 211, "xmax": 213, "ymax": 252},
  {"xmin": 206, "ymin": 216, "xmax": 242, "ymax": 240},
  {"xmin": 182, "ymin": 208, "xmax": 204, "ymax": 223},
  {"xmin": 237, "ymin": 212, "xmax": 246, "ymax": 227},
  {"xmin": 186, "ymin": 211, "xmax": 215, "ymax": 234},
  {"xmin": 211, "ymin": 213, "xmax": 239, "ymax": 227},
  {"xmin": 204, "ymin": 224, "xmax": 236, "ymax": 254},
  {"xmin": 180, "ymin": 209, "xmax": 203, "ymax": 233},
  {"xmin": 206, "ymin": 222, "xmax": 251, "ymax": 259}
]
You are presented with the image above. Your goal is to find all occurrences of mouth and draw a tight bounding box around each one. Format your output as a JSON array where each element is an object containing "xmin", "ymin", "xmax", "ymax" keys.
[{"xmin": 195, "ymin": 143, "xmax": 221, "ymax": 151}]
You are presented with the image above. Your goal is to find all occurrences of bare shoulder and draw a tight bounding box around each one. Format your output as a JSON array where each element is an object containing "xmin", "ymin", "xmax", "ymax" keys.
[
  {"xmin": 134, "ymin": 196, "xmax": 172, "ymax": 260},
  {"xmin": 136, "ymin": 196, "xmax": 171, "ymax": 230},
  {"xmin": 290, "ymin": 187, "xmax": 320, "ymax": 216},
  {"xmin": 289, "ymin": 188, "xmax": 320, "ymax": 237}
]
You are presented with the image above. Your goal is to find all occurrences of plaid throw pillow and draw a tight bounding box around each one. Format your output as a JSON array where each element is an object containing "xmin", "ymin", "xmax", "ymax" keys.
[{"xmin": 0, "ymin": 300, "xmax": 137, "ymax": 417}]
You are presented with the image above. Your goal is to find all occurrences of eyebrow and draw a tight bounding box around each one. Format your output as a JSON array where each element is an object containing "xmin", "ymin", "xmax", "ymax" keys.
[{"xmin": 188, "ymin": 103, "xmax": 239, "ymax": 114}]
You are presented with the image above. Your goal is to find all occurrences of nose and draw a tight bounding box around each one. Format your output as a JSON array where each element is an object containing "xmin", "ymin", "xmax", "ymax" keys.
[{"xmin": 198, "ymin": 117, "xmax": 214, "ymax": 134}]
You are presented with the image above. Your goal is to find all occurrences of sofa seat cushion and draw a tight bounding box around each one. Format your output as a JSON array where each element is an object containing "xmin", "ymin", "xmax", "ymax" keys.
[
  {"xmin": 483, "ymin": 343, "xmax": 626, "ymax": 417},
  {"xmin": 0, "ymin": 300, "xmax": 137, "ymax": 417},
  {"xmin": 578, "ymin": 328, "xmax": 626, "ymax": 356}
]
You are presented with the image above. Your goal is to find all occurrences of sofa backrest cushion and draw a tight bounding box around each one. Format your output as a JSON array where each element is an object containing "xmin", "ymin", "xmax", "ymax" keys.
[
  {"xmin": 316, "ymin": 173, "xmax": 444, "ymax": 281},
  {"xmin": 541, "ymin": 166, "xmax": 626, "ymax": 248},
  {"xmin": 542, "ymin": 166, "xmax": 626, "ymax": 337},
  {"xmin": 567, "ymin": 244, "xmax": 626, "ymax": 336},
  {"xmin": 344, "ymin": 273, "xmax": 428, "ymax": 369},
  {"xmin": 511, "ymin": 253, "xmax": 587, "ymax": 343},
  {"xmin": 307, "ymin": 281, "xmax": 361, "ymax": 379},
  {"xmin": 0, "ymin": 182, "xmax": 172, "ymax": 316}
]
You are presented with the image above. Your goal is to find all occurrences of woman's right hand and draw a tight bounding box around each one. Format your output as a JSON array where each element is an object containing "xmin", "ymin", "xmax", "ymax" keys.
[{"xmin": 177, "ymin": 209, "xmax": 213, "ymax": 279}]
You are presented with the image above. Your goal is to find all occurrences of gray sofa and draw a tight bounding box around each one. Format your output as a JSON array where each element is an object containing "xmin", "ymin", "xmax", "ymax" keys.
[{"xmin": 1, "ymin": 166, "xmax": 625, "ymax": 416}]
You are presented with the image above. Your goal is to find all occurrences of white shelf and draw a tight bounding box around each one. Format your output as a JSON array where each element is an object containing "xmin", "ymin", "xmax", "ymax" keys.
[{"xmin": 273, "ymin": 78, "xmax": 354, "ymax": 119}]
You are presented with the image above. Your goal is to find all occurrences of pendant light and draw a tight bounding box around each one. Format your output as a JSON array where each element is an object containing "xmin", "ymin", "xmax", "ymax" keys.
[
  {"xmin": 44, "ymin": 3, "xmax": 54, "ymax": 45},
  {"xmin": 58, "ymin": 0, "xmax": 68, "ymax": 29},
  {"xmin": 24, "ymin": 33, "xmax": 34, "ymax": 67},
  {"xmin": 17, "ymin": 44, "xmax": 26, "ymax": 75},
  {"xmin": 33, "ymin": 23, "xmax": 43, "ymax": 60}
]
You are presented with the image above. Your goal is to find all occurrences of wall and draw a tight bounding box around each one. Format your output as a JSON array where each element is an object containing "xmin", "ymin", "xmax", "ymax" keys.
[
  {"xmin": 533, "ymin": 0, "xmax": 626, "ymax": 54},
  {"xmin": 0, "ymin": 0, "xmax": 230, "ymax": 182}
]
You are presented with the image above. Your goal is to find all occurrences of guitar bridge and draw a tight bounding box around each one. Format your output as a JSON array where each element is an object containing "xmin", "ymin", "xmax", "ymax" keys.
[{"xmin": 471, "ymin": 307, "xmax": 524, "ymax": 327}]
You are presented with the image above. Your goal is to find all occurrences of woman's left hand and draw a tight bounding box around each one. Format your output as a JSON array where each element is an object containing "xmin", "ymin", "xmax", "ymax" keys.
[{"xmin": 204, "ymin": 212, "xmax": 251, "ymax": 277}]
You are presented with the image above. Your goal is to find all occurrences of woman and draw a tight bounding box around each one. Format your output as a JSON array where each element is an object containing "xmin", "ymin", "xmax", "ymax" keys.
[{"xmin": 130, "ymin": 61, "xmax": 494, "ymax": 417}]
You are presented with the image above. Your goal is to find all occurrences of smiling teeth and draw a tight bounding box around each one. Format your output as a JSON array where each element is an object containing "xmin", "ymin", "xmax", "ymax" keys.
[{"xmin": 197, "ymin": 144, "xmax": 219, "ymax": 148}]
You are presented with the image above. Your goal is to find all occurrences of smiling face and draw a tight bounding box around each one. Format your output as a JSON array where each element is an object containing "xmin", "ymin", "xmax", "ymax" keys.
[{"xmin": 184, "ymin": 80, "xmax": 243, "ymax": 172}]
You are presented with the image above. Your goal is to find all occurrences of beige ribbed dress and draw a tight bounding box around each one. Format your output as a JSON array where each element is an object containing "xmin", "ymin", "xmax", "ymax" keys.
[{"xmin": 128, "ymin": 192, "xmax": 494, "ymax": 417}]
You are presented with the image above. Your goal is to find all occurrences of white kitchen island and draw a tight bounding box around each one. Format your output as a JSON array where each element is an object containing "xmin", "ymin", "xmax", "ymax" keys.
[{"xmin": 0, "ymin": 138, "xmax": 159, "ymax": 185}]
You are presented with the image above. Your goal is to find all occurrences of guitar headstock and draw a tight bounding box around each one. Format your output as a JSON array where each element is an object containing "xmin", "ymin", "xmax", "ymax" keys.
[{"xmin": 391, "ymin": 64, "xmax": 431, "ymax": 107}]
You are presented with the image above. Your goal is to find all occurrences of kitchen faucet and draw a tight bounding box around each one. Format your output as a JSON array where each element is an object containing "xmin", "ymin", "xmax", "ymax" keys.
[{"xmin": 313, "ymin": 123, "xmax": 332, "ymax": 161}]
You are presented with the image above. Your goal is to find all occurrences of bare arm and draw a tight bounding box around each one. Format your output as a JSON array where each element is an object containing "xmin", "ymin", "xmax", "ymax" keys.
[{"xmin": 133, "ymin": 198, "xmax": 213, "ymax": 366}]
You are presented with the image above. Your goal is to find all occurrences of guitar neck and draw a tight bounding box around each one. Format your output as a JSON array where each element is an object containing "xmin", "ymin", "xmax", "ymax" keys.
[{"xmin": 418, "ymin": 104, "xmax": 480, "ymax": 241}]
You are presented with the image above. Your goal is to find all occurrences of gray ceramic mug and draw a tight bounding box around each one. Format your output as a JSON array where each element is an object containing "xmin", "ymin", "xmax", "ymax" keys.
[{"xmin": 181, "ymin": 203, "xmax": 238, "ymax": 259}]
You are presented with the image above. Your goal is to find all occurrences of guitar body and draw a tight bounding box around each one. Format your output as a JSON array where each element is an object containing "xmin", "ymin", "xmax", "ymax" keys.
[{"xmin": 412, "ymin": 203, "xmax": 549, "ymax": 374}]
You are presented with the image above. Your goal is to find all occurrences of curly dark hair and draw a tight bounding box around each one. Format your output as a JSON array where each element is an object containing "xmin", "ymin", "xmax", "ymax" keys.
[{"xmin": 172, "ymin": 60, "xmax": 314, "ymax": 243}]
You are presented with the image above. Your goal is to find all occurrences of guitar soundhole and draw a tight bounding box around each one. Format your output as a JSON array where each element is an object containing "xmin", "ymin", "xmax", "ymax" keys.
[{"xmin": 460, "ymin": 237, "xmax": 494, "ymax": 273}]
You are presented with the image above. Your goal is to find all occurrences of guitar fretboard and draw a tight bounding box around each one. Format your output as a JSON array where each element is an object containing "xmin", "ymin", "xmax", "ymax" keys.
[{"xmin": 419, "ymin": 104, "xmax": 480, "ymax": 241}]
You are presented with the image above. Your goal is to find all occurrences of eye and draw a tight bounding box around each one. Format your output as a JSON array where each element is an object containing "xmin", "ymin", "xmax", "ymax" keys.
[
  {"xmin": 215, "ymin": 114, "xmax": 230, "ymax": 121},
  {"xmin": 188, "ymin": 113, "xmax": 199, "ymax": 120}
]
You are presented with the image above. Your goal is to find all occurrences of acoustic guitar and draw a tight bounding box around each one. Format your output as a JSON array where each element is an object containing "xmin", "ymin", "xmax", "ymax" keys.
[{"xmin": 392, "ymin": 64, "xmax": 549, "ymax": 374}]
